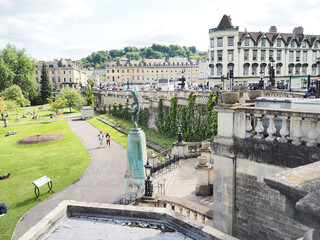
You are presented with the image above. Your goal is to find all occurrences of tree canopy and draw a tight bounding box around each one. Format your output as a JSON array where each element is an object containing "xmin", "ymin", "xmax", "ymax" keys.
[
  {"xmin": 57, "ymin": 88, "xmax": 85, "ymax": 112},
  {"xmin": 40, "ymin": 64, "xmax": 52, "ymax": 102},
  {"xmin": 2, "ymin": 85, "xmax": 30, "ymax": 107},
  {"xmin": 77, "ymin": 44, "xmax": 206, "ymax": 70},
  {"xmin": 0, "ymin": 44, "xmax": 36, "ymax": 100}
]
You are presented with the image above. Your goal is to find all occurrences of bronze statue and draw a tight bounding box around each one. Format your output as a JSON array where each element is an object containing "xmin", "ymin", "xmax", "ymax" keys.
[{"xmin": 130, "ymin": 90, "xmax": 141, "ymax": 129}]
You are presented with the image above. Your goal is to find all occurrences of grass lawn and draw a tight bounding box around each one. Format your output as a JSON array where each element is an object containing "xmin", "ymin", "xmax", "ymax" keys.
[
  {"xmin": 0, "ymin": 119, "xmax": 91, "ymax": 240},
  {"xmin": 99, "ymin": 114, "xmax": 176, "ymax": 149}
]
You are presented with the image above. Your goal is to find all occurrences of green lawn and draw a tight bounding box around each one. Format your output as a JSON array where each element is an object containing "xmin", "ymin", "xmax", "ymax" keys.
[{"xmin": 0, "ymin": 119, "xmax": 91, "ymax": 240}]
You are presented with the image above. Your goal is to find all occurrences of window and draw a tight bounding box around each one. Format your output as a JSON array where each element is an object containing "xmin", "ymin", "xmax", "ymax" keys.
[
  {"xmin": 277, "ymin": 39, "xmax": 281, "ymax": 47},
  {"xmin": 132, "ymin": 76, "xmax": 134, "ymax": 80},
  {"xmin": 228, "ymin": 50, "xmax": 234, "ymax": 61},
  {"xmin": 296, "ymin": 51, "xmax": 300, "ymax": 62},
  {"xmin": 314, "ymin": 41, "xmax": 319, "ymax": 48},
  {"xmin": 217, "ymin": 37, "xmax": 223, "ymax": 47},
  {"xmin": 58, "ymin": 71, "xmax": 60, "ymax": 74},
  {"xmin": 302, "ymin": 66, "xmax": 307, "ymax": 75},
  {"xmin": 276, "ymin": 66, "xmax": 281, "ymax": 75},
  {"xmin": 210, "ymin": 67, "xmax": 214, "ymax": 76},
  {"xmin": 291, "ymin": 41, "xmax": 295, "ymax": 48},
  {"xmin": 63, "ymin": 70, "xmax": 66, "ymax": 74},
  {"xmin": 64, "ymin": 78, "xmax": 66, "ymax": 82},
  {"xmin": 217, "ymin": 65, "xmax": 222, "ymax": 76},
  {"xmin": 253, "ymin": 50, "xmax": 257, "ymax": 61},
  {"xmin": 52, "ymin": 77, "xmax": 55, "ymax": 82},
  {"xmin": 117, "ymin": 69, "xmax": 119, "ymax": 73},
  {"xmin": 303, "ymin": 51, "xmax": 307, "ymax": 62},
  {"xmin": 210, "ymin": 38, "xmax": 214, "ymax": 48},
  {"xmin": 269, "ymin": 50, "xmax": 273, "ymax": 60},
  {"xmin": 289, "ymin": 51, "xmax": 294, "ymax": 62},
  {"xmin": 228, "ymin": 37, "xmax": 234, "ymax": 46},
  {"xmin": 243, "ymin": 65, "xmax": 249, "ymax": 76},
  {"xmin": 132, "ymin": 69, "xmax": 134, "ymax": 73},
  {"xmin": 288, "ymin": 66, "xmax": 293, "ymax": 75},
  {"xmin": 58, "ymin": 77, "xmax": 60, "ymax": 82},
  {"xmin": 302, "ymin": 41, "xmax": 306, "ymax": 48},
  {"xmin": 137, "ymin": 69, "xmax": 139, "ymax": 73},
  {"xmin": 295, "ymin": 66, "xmax": 300, "ymax": 75},
  {"xmin": 312, "ymin": 65, "xmax": 317, "ymax": 75},
  {"xmin": 244, "ymin": 38, "xmax": 249, "ymax": 46},
  {"xmin": 313, "ymin": 51, "xmax": 317, "ymax": 61},
  {"xmin": 69, "ymin": 77, "xmax": 72, "ymax": 82},
  {"xmin": 107, "ymin": 70, "xmax": 109, "ymax": 73},
  {"xmin": 127, "ymin": 69, "xmax": 129, "ymax": 73},
  {"xmin": 252, "ymin": 65, "xmax": 257, "ymax": 75},
  {"xmin": 211, "ymin": 51, "xmax": 214, "ymax": 61},
  {"xmin": 217, "ymin": 50, "xmax": 223, "ymax": 61},
  {"xmin": 261, "ymin": 50, "xmax": 266, "ymax": 61},
  {"xmin": 112, "ymin": 70, "xmax": 114, "ymax": 73},
  {"xmin": 137, "ymin": 76, "xmax": 139, "ymax": 80},
  {"xmin": 122, "ymin": 70, "xmax": 124, "ymax": 73},
  {"xmin": 244, "ymin": 50, "xmax": 249, "ymax": 61},
  {"xmin": 261, "ymin": 38, "xmax": 266, "ymax": 47},
  {"xmin": 68, "ymin": 71, "xmax": 71, "ymax": 74},
  {"xmin": 52, "ymin": 71, "xmax": 54, "ymax": 74},
  {"xmin": 36, "ymin": 71, "xmax": 38, "ymax": 74},
  {"xmin": 36, "ymin": 77, "xmax": 38, "ymax": 83},
  {"xmin": 277, "ymin": 50, "xmax": 281, "ymax": 61}
]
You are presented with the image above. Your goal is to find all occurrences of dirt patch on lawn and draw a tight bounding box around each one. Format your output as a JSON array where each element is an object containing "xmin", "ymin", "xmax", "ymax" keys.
[{"xmin": 17, "ymin": 134, "xmax": 63, "ymax": 145}]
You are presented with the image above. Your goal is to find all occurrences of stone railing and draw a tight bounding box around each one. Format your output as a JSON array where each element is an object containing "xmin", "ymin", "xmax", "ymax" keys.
[
  {"xmin": 149, "ymin": 142, "xmax": 202, "ymax": 174},
  {"xmin": 264, "ymin": 90, "xmax": 305, "ymax": 99},
  {"xmin": 135, "ymin": 195, "xmax": 213, "ymax": 227},
  {"xmin": 238, "ymin": 106, "xmax": 320, "ymax": 146}
]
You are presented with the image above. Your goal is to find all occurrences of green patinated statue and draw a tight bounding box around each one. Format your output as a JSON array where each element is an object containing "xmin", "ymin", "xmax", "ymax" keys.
[{"xmin": 129, "ymin": 89, "xmax": 141, "ymax": 129}]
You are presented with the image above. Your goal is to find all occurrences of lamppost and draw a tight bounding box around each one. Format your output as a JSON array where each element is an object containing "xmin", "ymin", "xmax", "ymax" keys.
[
  {"xmin": 268, "ymin": 57, "xmax": 275, "ymax": 88},
  {"xmin": 144, "ymin": 159, "xmax": 153, "ymax": 197},
  {"xmin": 177, "ymin": 122, "xmax": 182, "ymax": 143},
  {"xmin": 259, "ymin": 70, "xmax": 264, "ymax": 90}
]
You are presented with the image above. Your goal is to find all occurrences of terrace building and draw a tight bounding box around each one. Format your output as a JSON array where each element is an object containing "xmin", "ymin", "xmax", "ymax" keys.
[
  {"xmin": 104, "ymin": 57, "xmax": 199, "ymax": 88},
  {"xmin": 208, "ymin": 15, "xmax": 320, "ymax": 88},
  {"xmin": 34, "ymin": 58, "xmax": 87, "ymax": 93}
]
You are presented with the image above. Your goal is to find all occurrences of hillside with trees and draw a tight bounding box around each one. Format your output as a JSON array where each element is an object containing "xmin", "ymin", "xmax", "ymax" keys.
[{"xmin": 77, "ymin": 44, "xmax": 206, "ymax": 70}]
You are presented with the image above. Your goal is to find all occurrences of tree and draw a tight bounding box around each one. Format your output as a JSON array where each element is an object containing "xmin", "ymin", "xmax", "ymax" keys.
[
  {"xmin": 2, "ymin": 85, "xmax": 30, "ymax": 107},
  {"xmin": 86, "ymin": 85, "xmax": 94, "ymax": 107},
  {"xmin": 0, "ymin": 97, "xmax": 6, "ymax": 120},
  {"xmin": 57, "ymin": 88, "xmax": 85, "ymax": 112},
  {"xmin": 48, "ymin": 97, "xmax": 68, "ymax": 115},
  {"xmin": 40, "ymin": 64, "xmax": 52, "ymax": 102},
  {"xmin": 0, "ymin": 44, "xmax": 36, "ymax": 100}
]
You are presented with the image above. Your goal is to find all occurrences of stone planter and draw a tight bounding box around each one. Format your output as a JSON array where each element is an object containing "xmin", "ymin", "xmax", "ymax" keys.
[
  {"xmin": 248, "ymin": 90, "xmax": 263, "ymax": 100},
  {"xmin": 201, "ymin": 141, "xmax": 210, "ymax": 150},
  {"xmin": 221, "ymin": 92, "xmax": 239, "ymax": 104},
  {"xmin": 197, "ymin": 156, "xmax": 208, "ymax": 165}
]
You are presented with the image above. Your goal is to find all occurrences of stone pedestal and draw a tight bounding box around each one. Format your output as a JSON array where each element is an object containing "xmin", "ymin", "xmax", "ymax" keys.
[
  {"xmin": 171, "ymin": 141, "xmax": 187, "ymax": 158},
  {"xmin": 125, "ymin": 128, "xmax": 147, "ymax": 195},
  {"xmin": 195, "ymin": 156, "xmax": 213, "ymax": 196}
]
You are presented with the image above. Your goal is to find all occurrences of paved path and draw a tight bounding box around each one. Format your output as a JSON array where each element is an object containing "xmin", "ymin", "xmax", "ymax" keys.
[{"xmin": 12, "ymin": 115, "xmax": 127, "ymax": 240}]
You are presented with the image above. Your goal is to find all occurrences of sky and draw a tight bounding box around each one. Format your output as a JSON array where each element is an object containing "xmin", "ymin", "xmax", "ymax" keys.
[{"xmin": 0, "ymin": 0, "xmax": 319, "ymax": 61}]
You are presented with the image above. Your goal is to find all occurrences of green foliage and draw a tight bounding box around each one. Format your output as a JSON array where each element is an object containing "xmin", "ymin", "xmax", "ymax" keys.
[
  {"xmin": 86, "ymin": 85, "xmax": 94, "ymax": 107},
  {"xmin": 2, "ymin": 85, "xmax": 30, "ymax": 107},
  {"xmin": 206, "ymin": 92, "xmax": 218, "ymax": 139},
  {"xmin": 77, "ymin": 44, "xmax": 206, "ymax": 70},
  {"xmin": 0, "ymin": 44, "xmax": 36, "ymax": 100},
  {"xmin": 57, "ymin": 88, "xmax": 85, "ymax": 112},
  {"xmin": 138, "ymin": 109, "xmax": 149, "ymax": 127},
  {"xmin": 109, "ymin": 104, "xmax": 131, "ymax": 121},
  {"xmin": 39, "ymin": 64, "xmax": 52, "ymax": 102},
  {"xmin": 155, "ymin": 98, "xmax": 164, "ymax": 133},
  {"xmin": 48, "ymin": 97, "xmax": 68, "ymax": 114},
  {"xmin": 87, "ymin": 78, "xmax": 95, "ymax": 87}
]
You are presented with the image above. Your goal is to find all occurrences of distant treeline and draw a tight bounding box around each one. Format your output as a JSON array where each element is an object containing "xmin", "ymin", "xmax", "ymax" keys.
[{"xmin": 77, "ymin": 44, "xmax": 206, "ymax": 70}]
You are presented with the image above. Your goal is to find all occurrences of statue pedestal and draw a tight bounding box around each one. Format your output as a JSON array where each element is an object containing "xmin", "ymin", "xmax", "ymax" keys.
[{"xmin": 125, "ymin": 128, "xmax": 147, "ymax": 195}]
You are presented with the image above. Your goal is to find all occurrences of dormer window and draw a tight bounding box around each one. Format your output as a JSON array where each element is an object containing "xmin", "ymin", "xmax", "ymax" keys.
[
  {"xmin": 291, "ymin": 41, "xmax": 295, "ymax": 48},
  {"xmin": 302, "ymin": 41, "xmax": 306, "ymax": 48},
  {"xmin": 244, "ymin": 38, "xmax": 249, "ymax": 46}
]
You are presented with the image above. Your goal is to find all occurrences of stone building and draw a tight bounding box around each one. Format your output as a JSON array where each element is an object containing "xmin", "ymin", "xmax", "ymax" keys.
[
  {"xmin": 34, "ymin": 58, "xmax": 87, "ymax": 93},
  {"xmin": 208, "ymin": 15, "xmax": 320, "ymax": 88},
  {"xmin": 104, "ymin": 57, "xmax": 199, "ymax": 88}
]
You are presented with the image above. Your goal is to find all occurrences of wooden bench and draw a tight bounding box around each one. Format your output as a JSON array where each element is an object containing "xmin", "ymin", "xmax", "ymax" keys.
[{"xmin": 32, "ymin": 175, "xmax": 54, "ymax": 200}]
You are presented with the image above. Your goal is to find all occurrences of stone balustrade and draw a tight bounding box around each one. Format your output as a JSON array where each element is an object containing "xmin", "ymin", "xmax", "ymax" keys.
[
  {"xmin": 236, "ymin": 106, "xmax": 320, "ymax": 146},
  {"xmin": 264, "ymin": 90, "xmax": 305, "ymax": 98}
]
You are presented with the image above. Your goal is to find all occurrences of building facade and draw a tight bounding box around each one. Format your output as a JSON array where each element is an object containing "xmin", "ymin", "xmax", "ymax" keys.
[
  {"xmin": 104, "ymin": 57, "xmax": 199, "ymax": 88},
  {"xmin": 209, "ymin": 15, "xmax": 320, "ymax": 88},
  {"xmin": 34, "ymin": 58, "xmax": 87, "ymax": 93}
]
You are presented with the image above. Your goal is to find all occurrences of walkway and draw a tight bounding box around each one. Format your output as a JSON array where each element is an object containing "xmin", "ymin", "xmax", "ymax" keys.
[{"xmin": 12, "ymin": 115, "xmax": 128, "ymax": 239}]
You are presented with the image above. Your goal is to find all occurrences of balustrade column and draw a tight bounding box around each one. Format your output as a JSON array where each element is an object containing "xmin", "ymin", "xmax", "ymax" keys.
[
  {"xmin": 307, "ymin": 118, "xmax": 318, "ymax": 147},
  {"xmin": 179, "ymin": 207, "xmax": 183, "ymax": 215},
  {"xmin": 266, "ymin": 115, "xmax": 277, "ymax": 141},
  {"xmin": 193, "ymin": 212, "xmax": 198, "ymax": 221},
  {"xmin": 292, "ymin": 117, "xmax": 304, "ymax": 145},
  {"xmin": 186, "ymin": 209, "xmax": 191, "ymax": 218},
  {"xmin": 254, "ymin": 115, "xmax": 264, "ymax": 139},
  {"xmin": 201, "ymin": 215, "xmax": 206, "ymax": 224},
  {"xmin": 278, "ymin": 116, "xmax": 289, "ymax": 143},
  {"xmin": 246, "ymin": 114, "xmax": 253, "ymax": 138}
]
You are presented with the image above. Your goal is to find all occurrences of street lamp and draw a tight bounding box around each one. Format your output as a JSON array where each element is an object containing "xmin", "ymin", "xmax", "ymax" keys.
[
  {"xmin": 259, "ymin": 70, "xmax": 264, "ymax": 89},
  {"xmin": 144, "ymin": 160, "xmax": 153, "ymax": 197},
  {"xmin": 177, "ymin": 122, "xmax": 182, "ymax": 143},
  {"xmin": 269, "ymin": 58, "xmax": 275, "ymax": 88}
]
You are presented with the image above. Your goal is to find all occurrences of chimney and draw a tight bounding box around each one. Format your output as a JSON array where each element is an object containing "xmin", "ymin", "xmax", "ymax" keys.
[
  {"xmin": 293, "ymin": 26, "xmax": 304, "ymax": 35},
  {"xmin": 269, "ymin": 26, "xmax": 277, "ymax": 33}
]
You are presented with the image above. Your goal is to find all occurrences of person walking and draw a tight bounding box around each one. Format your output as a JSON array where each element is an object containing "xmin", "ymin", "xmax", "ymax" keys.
[
  {"xmin": 106, "ymin": 133, "xmax": 111, "ymax": 147},
  {"xmin": 98, "ymin": 131, "xmax": 104, "ymax": 147}
]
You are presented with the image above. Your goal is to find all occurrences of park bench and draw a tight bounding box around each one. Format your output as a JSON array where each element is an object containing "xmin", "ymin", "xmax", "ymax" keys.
[{"xmin": 32, "ymin": 175, "xmax": 54, "ymax": 200}]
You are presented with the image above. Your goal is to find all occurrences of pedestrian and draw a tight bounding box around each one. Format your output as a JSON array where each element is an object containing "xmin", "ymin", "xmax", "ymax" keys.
[
  {"xmin": 106, "ymin": 133, "xmax": 111, "ymax": 147},
  {"xmin": 98, "ymin": 131, "xmax": 104, "ymax": 147}
]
